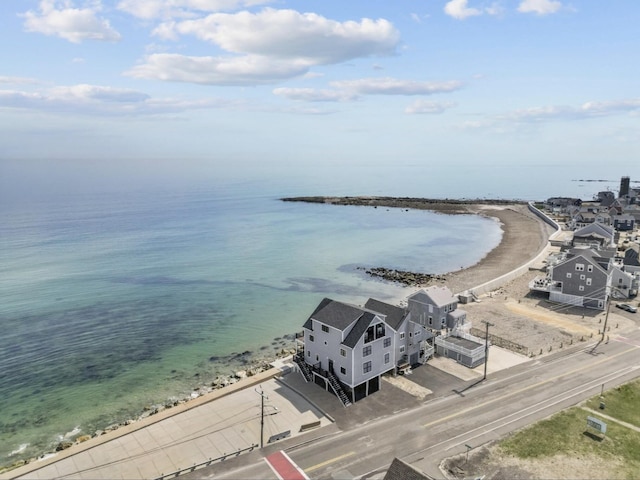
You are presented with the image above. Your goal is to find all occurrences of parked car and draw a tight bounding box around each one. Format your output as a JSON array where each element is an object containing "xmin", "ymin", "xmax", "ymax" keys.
[{"xmin": 616, "ymin": 303, "xmax": 637, "ymax": 313}]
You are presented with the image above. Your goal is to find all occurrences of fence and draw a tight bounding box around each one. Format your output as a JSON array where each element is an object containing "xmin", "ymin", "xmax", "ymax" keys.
[
  {"xmin": 153, "ymin": 444, "xmax": 258, "ymax": 480},
  {"xmin": 469, "ymin": 327, "xmax": 529, "ymax": 356}
]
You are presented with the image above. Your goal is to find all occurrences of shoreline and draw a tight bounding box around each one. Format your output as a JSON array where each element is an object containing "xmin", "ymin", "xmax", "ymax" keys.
[{"xmin": 283, "ymin": 197, "xmax": 553, "ymax": 296}]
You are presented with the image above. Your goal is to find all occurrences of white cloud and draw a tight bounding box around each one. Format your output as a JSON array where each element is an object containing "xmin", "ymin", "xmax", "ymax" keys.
[
  {"xmin": 329, "ymin": 78, "xmax": 463, "ymax": 95},
  {"xmin": 133, "ymin": 9, "xmax": 399, "ymax": 86},
  {"xmin": 405, "ymin": 100, "xmax": 456, "ymax": 114},
  {"xmin": 0, "ymin": 76, "xmax": 40, "ymax": 85},
  {"xmin": 273, "ymin": 88, "xmax": 359, "ymax": 102},
  {"xmin": 444, "ymin": 0, "xmax": 482, "ymax": 20},
  {"xmin": 464, "ymin": 98, "xmax": 640, "ymax": 130},
  {"xmin": 22, "ymin": 0, "xmax": 121, "ymax": 43},
  {"xmin": 155, "ymin": 9, "xmax": 399, "ymax": 64},
  {"xmin": 0, "ymin": 83, "xmax": 239, "ymax": 116},
  {"xmin": 117, "ymin": 0, "xmax": 272, "ymax": 20},
  {"xmin": 518, "ymin": 0, "xmax": 562, "ymax": 15},
  {"xmin": 125, "ymin": 53, "xmax": 310, "ymax": 85}
]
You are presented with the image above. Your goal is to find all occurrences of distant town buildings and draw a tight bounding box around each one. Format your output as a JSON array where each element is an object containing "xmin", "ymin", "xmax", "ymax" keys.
[{"xmin": 533, "ymin": 176, "xmax": 640, "ymax": 310}]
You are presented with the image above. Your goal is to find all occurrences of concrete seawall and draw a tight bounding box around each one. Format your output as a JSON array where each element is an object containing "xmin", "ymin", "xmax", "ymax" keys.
[{"xmin": 459, "ymin": 203, "xmax": 561, "ymax": 297}]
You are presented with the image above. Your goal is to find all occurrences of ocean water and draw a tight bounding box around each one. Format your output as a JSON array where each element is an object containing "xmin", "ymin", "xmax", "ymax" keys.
[
  {"xmin": 0, "ymin": 163, "xmax": 623, "ymax": 465},
  {"xmin": 0, "ymin": 178, "xmax": 506, "ymax": 465}
]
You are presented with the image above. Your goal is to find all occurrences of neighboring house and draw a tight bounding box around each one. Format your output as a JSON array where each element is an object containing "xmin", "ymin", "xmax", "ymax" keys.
[
  {"xmin": 613, "ymin": 214, "xmax": 636, "ymax": 231},
  {"xmin": 572, "ymin": 223, "xmax": 615, "ymax": 248},
  {"xmin": 623, "ymin": 244, "xmax": 640, "ymax": 273},
  {"xmin": 571, "ymin": 212, "xmax": 596, "ymax": 229},
  {"xmin": 595, "ymin": 212, "xmax": 612, "ymax": 226},
  {"xmin": 545, "ymin": 197, "xmax": 581, "ymax": 213},
  {"xmin": 407, "ymin": 286, "xmax": 485, "ymax": 368},
  {"xmin": 596, "ymin": 191, "xmax": 616, "ymax": 207},
  {"xmin": 533, "ymin": 247, "xmax": 636, "ymax": 309},
  {"xmin": 407, "ymin": 286, "xmax": 467, "ymax": 331},
  {"xmin": 543, "ymin": 248, "xmax": 610, "ymax": 310}
]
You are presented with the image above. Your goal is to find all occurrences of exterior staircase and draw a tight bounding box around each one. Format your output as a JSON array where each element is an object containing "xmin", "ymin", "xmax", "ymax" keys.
[
  {"xmin": 327, "ymin": 370, "xmax": 352, "ymax": 407},
  {"xmin": 292, "ymin": 354, "xmax": 313, "ymax": 382}
]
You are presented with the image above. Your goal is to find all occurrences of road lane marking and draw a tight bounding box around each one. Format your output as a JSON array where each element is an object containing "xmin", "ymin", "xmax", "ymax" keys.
[
  {"xmin": 424, "ymin": 346, "xmax": 637, "ymax": 428},
  {"xmin": 304, "ymin": 451, "xmax": 356, "ymax": 473}
]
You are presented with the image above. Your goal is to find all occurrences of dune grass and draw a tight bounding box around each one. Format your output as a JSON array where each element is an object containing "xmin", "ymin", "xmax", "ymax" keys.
[{"xmin": 498, "ymin": 379, "xmax": 640, "ymax": 478}]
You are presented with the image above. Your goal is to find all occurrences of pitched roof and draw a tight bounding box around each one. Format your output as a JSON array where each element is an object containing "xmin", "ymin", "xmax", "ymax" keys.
[
  {"xmin": 302, "ymin": 298, "xmax": 367, "ymax": 332},
  {"xmin": 562, "ymin": 248, "xmax": 609, "ymax": 275},
  {"xmin": 409, "ymin": 286, "xmax": 456, "ymax": 308},
  {"xmin": 342, "ymin": 311, "xmax": 377, "ymax": 348},
  {"xmin": 364, "ymin": 298, "xmax": 408, "ymax": 331}
]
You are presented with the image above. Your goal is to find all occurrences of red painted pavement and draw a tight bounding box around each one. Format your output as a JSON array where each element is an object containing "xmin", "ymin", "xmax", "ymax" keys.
[{"xmin": 265, "ymin": 450, "xmax": 310, "ymax": 480}]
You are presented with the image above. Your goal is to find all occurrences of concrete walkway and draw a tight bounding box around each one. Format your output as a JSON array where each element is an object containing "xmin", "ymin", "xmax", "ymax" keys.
[{"xmin": 3, "ymin": 365, "xmax": 331, "ymax": 480}]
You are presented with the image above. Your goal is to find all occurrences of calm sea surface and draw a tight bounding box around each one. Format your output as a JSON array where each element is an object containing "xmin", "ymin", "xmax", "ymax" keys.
[{"xmin": 0, "ymin": 165, "xmax": 614, "ymax": 464}]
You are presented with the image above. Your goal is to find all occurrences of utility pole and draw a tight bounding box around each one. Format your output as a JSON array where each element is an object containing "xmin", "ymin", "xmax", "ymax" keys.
[
  {"xmin": 601, "ymin": 291, "xmax": 612, "ymax": 343},
  {"xmin": 255, "ymin": 386, "xmax": 267, "ymax": 448},
  {"xmin": 482, "ymin": 321, "xmax": 494, "ymax": 381}
]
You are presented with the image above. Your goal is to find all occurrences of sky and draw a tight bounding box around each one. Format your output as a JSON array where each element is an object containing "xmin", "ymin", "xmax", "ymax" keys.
[{"xmin": 0, "ymin": 1, "xmax": 639, "ymax": 194}]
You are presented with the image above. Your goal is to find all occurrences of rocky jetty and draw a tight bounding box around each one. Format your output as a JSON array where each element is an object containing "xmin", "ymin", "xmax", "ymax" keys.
[
  {"xmin": 282, "ymin": 196, "xmax": 525, "ymax": 214},
  {"xmin": 359, "ymin": 267, "xmax": 445, "ymax": 286}
]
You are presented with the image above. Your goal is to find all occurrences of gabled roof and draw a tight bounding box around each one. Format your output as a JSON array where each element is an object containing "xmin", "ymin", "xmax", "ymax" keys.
[
  {"xmin": 364, "ymin": 298, "xmax": 408, "ymax": 331},
  {"xmin": 624, "ymin": 244, "xmax": 640, "ymax": 266},
  {"xmin": 573, "ymin": 223, "xmax": 614, "ymax": 242},
  {"xmin": 342, "ymin": 311, "xmax": 377, "ymax": 348},
  {"xmin": 302, "ymin": 298, "xmax": 366, "ymax": 332},
  {"xmin": 409, "ymin": 285, "xmax": 456, "ymax": 308},
  {"xmin": 560, "ymin": 248, "xmax": 609, "ymax": 275}
]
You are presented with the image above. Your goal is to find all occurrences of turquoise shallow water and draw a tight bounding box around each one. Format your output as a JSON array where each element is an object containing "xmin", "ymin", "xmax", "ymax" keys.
[{"xmin": 0, "ymin": 181, "xmax": 505, "ymax": 464}]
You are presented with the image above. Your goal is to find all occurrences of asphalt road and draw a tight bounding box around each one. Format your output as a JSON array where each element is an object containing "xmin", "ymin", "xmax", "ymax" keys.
[{"xmin": 186, "ymin": 328, "xmax": 640, "ymax": 480}]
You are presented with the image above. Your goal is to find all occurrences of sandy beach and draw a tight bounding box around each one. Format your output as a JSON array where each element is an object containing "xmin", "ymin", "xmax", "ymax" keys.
[{"xmin": 439, "ymin": 204, "xmax": 555, "ymax": 293}]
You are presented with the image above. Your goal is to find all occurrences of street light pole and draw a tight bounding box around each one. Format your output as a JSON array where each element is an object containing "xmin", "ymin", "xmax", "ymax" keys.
[{"xmin": 482, "ymin": 321, "xmax": 494, "ymax": 381}]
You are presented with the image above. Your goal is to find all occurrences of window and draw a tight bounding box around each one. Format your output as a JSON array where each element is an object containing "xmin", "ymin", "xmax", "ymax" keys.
[
  {"xmin": 363, "ymin": 361, "xmax": 372, "ymax": 374},
  {"xmin": 321, "ymin": 325, "xmax": 329, "ymax": 333},
  {"xmin": 428, "ymin": 316, "xmax": 433, "ymax": 326},
  {"xmin": 363, "ymin": 345, "xmax": 372, "ymax": 357},
  {"xmin": 384, "ymin": 353, "xmax": 390, "ymax": 364},
  {"xmin": 375, "ymin": 323, "xmax": 385, "ymax": 339},
  {"xmin": 383, "ymin": 337, "xmax": 391, "ymax": 348},
  {"xmin": 566, "ymin": 273, "xmax": 572, "ymax": 279},
  {"xmin": 340, "ymin": 367, "xmax": 346, "ymax": 375},
  {"xmin": 400, "ymin": 332, "xmax": 405, "ymax": 339},
  {"xmin": 575, "ymin": 264, "xmax": 585, "ymax": 271},
  {"xmin": 579, "ymin": 285, "xmax": 585, "ymax": 291},
  {"xmin": 414, "ymin": 330, "xmax": 421, "ymax": 338},
  {"xmin": 364, "ymin": 325, "xmax": 375, "ymax": 343},
  {"xmin": 340, "ymin": 348, "xmax": 346, "ymax": 357},
  {"xmin": 587, "ymin": 265, "xmax": 593, "ymax": 272},
  {"xmin": 400, "ymin": 346, "xmax": 405, "ymax": 353},
  {"xmin": 308, "ymin": 334, "xmax": 314, "ymax": 342},
  {"xmin": 586, "ymin": 278, "xmax": 592, "ymax": 286},
  {"xmin": 580, "ymin": 274, "xmax": 585, "ymax": 280},
  {"xmin": 307, "ymin": 350, "xmax": 310, "ymax": 357}
]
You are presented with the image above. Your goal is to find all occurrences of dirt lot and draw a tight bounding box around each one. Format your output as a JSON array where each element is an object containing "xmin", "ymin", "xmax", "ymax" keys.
[{"xmin": 461, "ymin": 269, "xmax": 638, "ymax": 358}]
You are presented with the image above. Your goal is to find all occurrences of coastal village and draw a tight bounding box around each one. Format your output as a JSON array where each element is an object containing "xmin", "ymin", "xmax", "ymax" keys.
[
  {"xmin": 4, "ymin": 177, "xmax": 639, "ymax": 480},
  {"xmin": 292, "ymin": 176, "xmax": 639, "ymax": 408}
]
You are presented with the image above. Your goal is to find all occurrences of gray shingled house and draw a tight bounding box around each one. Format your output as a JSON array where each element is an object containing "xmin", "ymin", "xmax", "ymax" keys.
[
  {"xmin": 407, "ymin": 286, "xmax": 486, "ymax": 368},
  {"xmin": 295, "ymin": 298, "xmax": 397, "ymax": 405}
]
